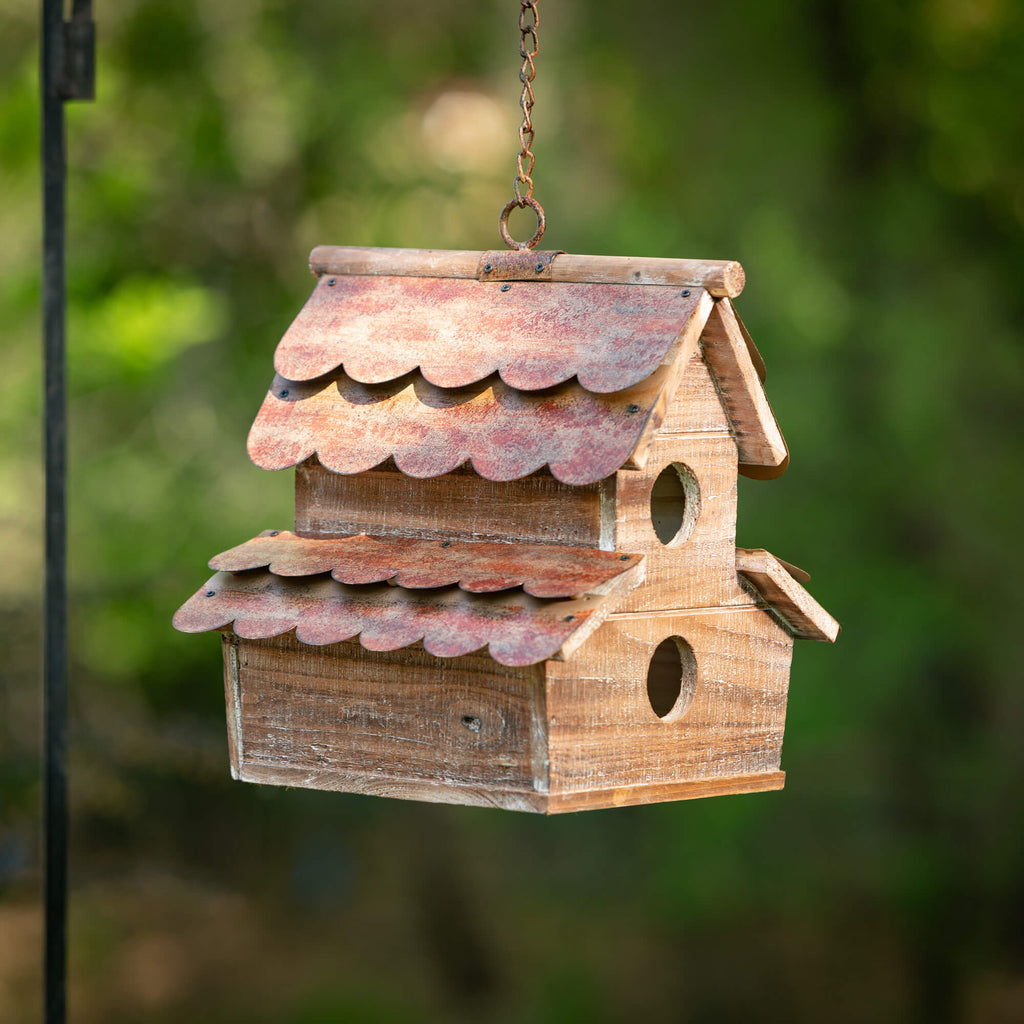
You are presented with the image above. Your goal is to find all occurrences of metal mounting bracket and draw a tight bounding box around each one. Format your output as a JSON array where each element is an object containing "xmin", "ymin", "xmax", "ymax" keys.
[{"xmin": 58, "ymin": 16, "xmax": 95, "ymax": 101}]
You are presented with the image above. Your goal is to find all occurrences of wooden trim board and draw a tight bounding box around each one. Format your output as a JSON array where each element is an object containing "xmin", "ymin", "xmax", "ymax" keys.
[
  {"xmin": 309, "ymin": 246, "xmax": 746, "ymax": 298},
  {"xmin": 233, "ymin": 761, "xmax": 784, "ymax": 814}
]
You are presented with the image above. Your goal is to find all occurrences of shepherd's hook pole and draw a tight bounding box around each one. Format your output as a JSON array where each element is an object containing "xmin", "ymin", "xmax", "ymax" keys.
[{"xmin": 41, "ymin": 2, "xmax": 93, "ymax": 1021}]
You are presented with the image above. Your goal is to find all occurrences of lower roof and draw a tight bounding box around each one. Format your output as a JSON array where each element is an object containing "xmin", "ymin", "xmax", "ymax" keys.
[{"xmin": 174, "ymin": 533, "xmax": 645, "ymax": 666}]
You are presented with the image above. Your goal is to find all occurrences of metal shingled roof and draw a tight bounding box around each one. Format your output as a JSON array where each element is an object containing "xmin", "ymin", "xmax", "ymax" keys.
[
  {"xmin": 246, "ymin": 361, "xmax": 684, "ymax": 486},
  {"xmin": 208, "ymin": 531, "xmax": 643, "ymax": 599},
  {"xmin": 272, "ymin": 274, "xmax": 707, "ymax": 393},
  {"xmin": 172, "ymin": 560, "xmax": 643, "ymax": 666}
]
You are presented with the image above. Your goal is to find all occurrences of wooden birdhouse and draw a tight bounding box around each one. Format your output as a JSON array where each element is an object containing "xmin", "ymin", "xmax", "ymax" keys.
[{"xmin": 173, "ymin": 246, "xmax": 838, "ymax": 813}]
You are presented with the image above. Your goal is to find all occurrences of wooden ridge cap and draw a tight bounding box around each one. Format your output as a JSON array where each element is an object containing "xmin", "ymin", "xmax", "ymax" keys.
[{"xmin": 309, "ymin": 245, "xmax": 745, "ymax": 298}]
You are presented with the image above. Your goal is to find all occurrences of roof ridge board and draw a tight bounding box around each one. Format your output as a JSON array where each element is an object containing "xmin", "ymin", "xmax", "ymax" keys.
[
  {"xmin": 700, "ymin": 299, "xmax": 789, "ymax": 478},
  {"xmin": 308, "ymin": 246, "xmax": 745, "ymax": 298},
  {"xmin": 248, "ymin": 361, "xmax": 682, "ymax": 485},
  {"xmin": 172, "ymin": 564, "xmax": 645, "ymax": 667},
  {"xmin": 735, "ymin": 547, "xmax": 839, "ymax": 643},
  {"xmin": 272, "ymin": 273, "xmax": 710, "ymax": 393},
  {"xmin": 207, "ymin": 529, "xmax": 646, "ymax": 600}
]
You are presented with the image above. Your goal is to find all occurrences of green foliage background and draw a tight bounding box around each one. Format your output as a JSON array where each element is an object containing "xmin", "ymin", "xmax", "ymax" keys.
[{"xmin": 2, "ymin": 1, "xmax": 1023, "ymax": 1020}]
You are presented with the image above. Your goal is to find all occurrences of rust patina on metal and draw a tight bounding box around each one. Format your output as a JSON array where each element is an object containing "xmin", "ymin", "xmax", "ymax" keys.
[
  {"xmin": 247, "ymin": 362, "xmax": 680, "ymax": 485},
  {"xmin": 272, "ymin": 273, "xmax": 709, "ymax": 393},
  {"xmin": 210, "ymin": 530, "xmax": 644, "ymax": 599},
  {"xmin": 172, "ymin": 570, "xmax": 639, "ymax": 667}
]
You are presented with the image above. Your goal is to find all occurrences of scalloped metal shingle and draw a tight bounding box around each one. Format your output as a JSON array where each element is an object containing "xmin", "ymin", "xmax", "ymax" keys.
[
  {"xmin": 273, "ymin": 274, "xmax": 707, "ymax": 392},
  {"xmin": 209, "ymin": 530, "xmax": 643, "ymax": 598},
  {"xmin": 172, "ymin": 567, "xmax": 642, "ymax": 667},
  {"xmin": 246, "ymin": 362, "xmax": 684, "ymax": 486}
]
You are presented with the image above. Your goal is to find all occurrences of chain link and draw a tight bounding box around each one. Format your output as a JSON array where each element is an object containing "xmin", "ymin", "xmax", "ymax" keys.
[
  {"xmin": 499, "ymin": 1, "xmax": 546, "ymax": 249},
  {"xmin": 513, "ymin": 1, "xmax": 539, "ymax": 204}
]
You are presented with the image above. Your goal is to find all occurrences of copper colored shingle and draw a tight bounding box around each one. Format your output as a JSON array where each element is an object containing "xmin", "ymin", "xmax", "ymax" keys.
[
  {"xmin": 273, "ymin": 274, "xmax": 708, "ymax": 393},
  {"xmin": 172, "ymin": 571, "xmax": 634, "ymax": 667},
  {"xmin": 209, "ymin": 530, "xmax": 643, "ymax": 598},
  {"xmin": 247, "ymin": 365, "xmax": 676, "ymax": 485}
]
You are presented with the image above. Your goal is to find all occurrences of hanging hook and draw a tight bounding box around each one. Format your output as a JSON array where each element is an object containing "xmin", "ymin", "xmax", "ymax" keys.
[{"xmin": 499, "ymin": 196, "xmax": 546, "ymax": 251}]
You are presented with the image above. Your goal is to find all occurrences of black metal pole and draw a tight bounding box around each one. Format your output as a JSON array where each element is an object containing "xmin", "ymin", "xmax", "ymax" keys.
[
  {"xmin": 41, "ymin": 0, "xmax": 68, "ymax": 1018},
  {"xmin": 41, "ymin": 2, "xmax": 93, "ymax": 1020}
]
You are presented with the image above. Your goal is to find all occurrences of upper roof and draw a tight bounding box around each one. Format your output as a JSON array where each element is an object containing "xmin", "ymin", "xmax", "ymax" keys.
[{"xmin": 245, "ymin": 247, "xmax": 787, "ymax": 485}]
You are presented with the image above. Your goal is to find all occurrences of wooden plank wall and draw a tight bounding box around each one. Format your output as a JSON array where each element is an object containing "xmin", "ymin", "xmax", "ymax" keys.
[
  {"xmin": 227, "ymin": 632, "xmax": 549, "ymax": 812},
  {"xmin": 295, "ymin": 460, "xmax": 610, "ymax": 548},
  {"xmin": 544, "ymin": 609, "xmax": 793, "ymax": 811}
]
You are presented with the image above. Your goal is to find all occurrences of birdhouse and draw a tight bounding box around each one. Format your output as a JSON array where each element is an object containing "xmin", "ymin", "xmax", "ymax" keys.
[{"xmin": 173, "ymin": 246, "xmax": 838, "ymax": 813}]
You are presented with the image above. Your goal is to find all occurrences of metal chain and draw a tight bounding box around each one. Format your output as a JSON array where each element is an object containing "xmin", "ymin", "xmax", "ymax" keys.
[
  {"xmin": 499, "ymin": 1, "xmax": 546, "ymax": 250},
  {"xmin": 514, "ymin": 1, "xmax": 538, "ymax": 203}
]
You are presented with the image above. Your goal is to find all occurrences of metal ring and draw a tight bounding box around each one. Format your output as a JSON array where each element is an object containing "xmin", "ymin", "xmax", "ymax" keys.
[{"xmin": 499, "ymin": 197, "xmax": 546, "ymax": 250}]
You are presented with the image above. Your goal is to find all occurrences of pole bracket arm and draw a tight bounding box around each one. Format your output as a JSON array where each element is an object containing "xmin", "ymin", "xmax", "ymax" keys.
[{"xmin": 58, "ymin": 14, "xmax": 95, "ymax": 101}]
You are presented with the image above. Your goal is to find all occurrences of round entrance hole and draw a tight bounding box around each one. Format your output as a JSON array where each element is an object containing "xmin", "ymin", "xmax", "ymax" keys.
[
  {"xmin": 649, "ymin": 463, "xmax": 700, "ymax": 546},
  {"xmin": 646, "ymin": 637, "xmax": 698, "ymax": 720}
]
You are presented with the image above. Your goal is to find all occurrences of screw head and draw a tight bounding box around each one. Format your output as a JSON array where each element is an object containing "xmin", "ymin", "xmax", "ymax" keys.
[
  {"xmin": 205, "ymin": 590, "xmax": 216, "ymax": 598},
  {"xmin": 681, "ymin": 289, "xmax": 691, "ymax": 297},
  {"xmin": 564, "ymin": 614, "xmax": 575, "ymax": 622},
  {"xmin": 269, "ymin": 530, "xmax": 280, "ymax": 536},
  {"xmin": 626, "ymin": 403, "xmax": 640, "ymax": 414},
  {"xmin": 501, "ymin": 283, "xmax": 512, "ymax": 292},
  {"xmin": 279, "ymin": 388, "xmax": 289, "ymax": 398},
  {"xmin": 441, "ymin": 540, "xmax": 451, "ymax": 548},
  {"xmin": 620, "ymin": 554, "xmax": 630, "ymax": 560},
  {"xmin": 484, "ymin": 263, "xmax": 493, "ymax": 273},
  {"xmin": 326, "ymin": 277, "xmax": 337, "ymax": 286},
  {"xmin": 535, "ymin": 262, "xmax": 544, "ymax": 273}
]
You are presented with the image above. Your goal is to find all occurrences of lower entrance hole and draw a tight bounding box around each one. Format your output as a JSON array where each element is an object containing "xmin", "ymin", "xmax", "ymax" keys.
[{"xmin": 646, "ymin": 636, "xmax": 698, "ymax": 720}]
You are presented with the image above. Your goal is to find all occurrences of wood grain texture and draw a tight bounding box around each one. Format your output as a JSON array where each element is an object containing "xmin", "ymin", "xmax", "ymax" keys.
[
  {"xmin": 736, "ymin": 547, "xmax": 840, "ymax": 642},
  {"xmin": 274, "ymin": 273, "xmax": 708, "ymax": 392},
  {"xmin": 658, "ymin": 351, "xmax": 733, "ymax": 435},
  {"xmin": 614, "ymin": 433, "xmax": 755, "ymax": 611},
  {"xmin": 222, "ymin": 633, "xmax": 242, "ymax": 779},
  {"xmin": 701, "ymin": 299, "xmax": 789, "ymax": 476},
  {"xmin": 544, "ymin": 771, "xmax": 785, "ymax": 813},
  {"xmin": 229, "ymin": 633, "xmax": 548, "ymax": 811},
  {"xmin": 247, "ymin": 365, "xmax": 677, "ymax": 486},
  {"xmin": 295, "ymin": 460, "xmax": 607, "ymax": 547},
  {"xmin": 621, "ymin": 292, "xmax": 714, "ymax": 470},
  {"xmin": 544, "ymin": 608, "xmax": 794, "ymax": 799},
  {"xmin": 210, "ymin": 529, "xmax": 643, "ymax": 598},
  {"xmin": 308, "ymin": 246, "xmax": 746, "ymax": 298},
  {"xmin": 174, "ymin": 567, "xmax": 642, "ymax": 667}
]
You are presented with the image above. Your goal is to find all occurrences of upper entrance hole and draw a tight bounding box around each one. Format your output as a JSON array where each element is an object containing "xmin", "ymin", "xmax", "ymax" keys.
[{"xmin": 649, "ymin": 463, "xmax": 700, "ymax": 546}]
